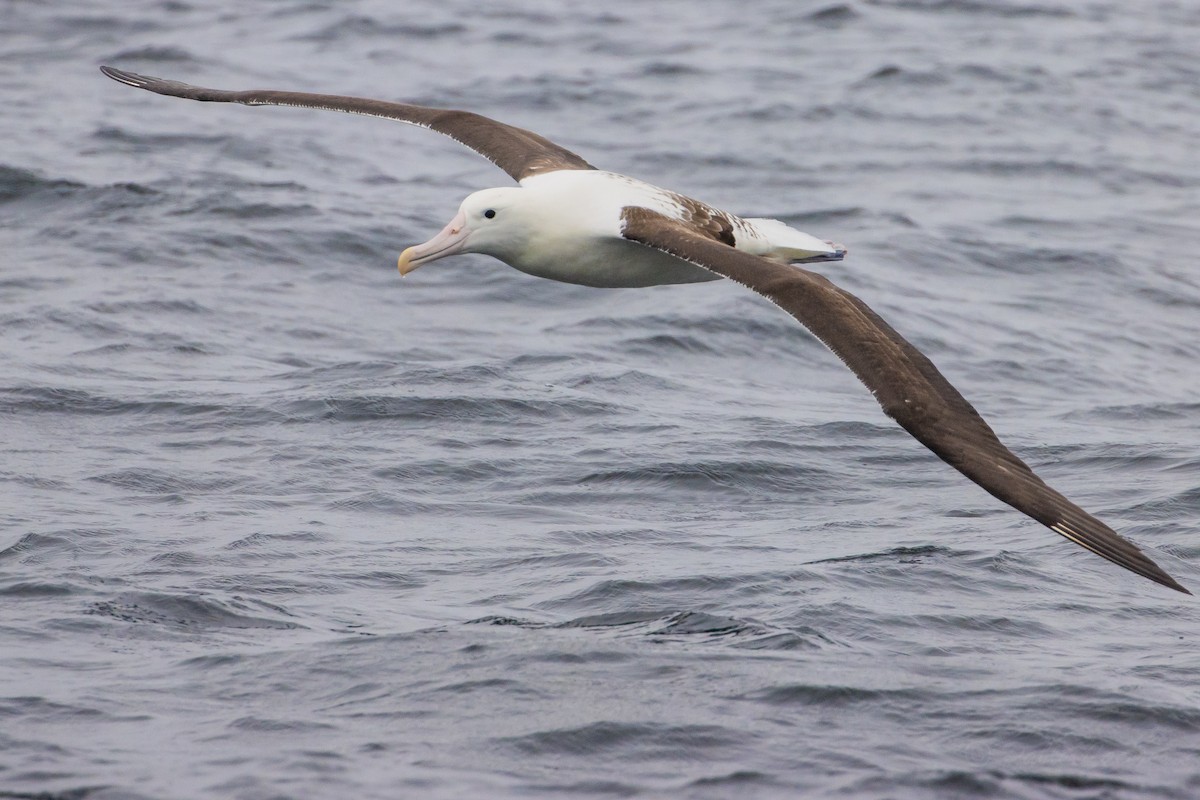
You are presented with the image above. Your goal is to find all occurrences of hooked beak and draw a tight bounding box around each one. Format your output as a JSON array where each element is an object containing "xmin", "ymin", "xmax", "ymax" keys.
[
  {"xmin": 795, "ymin": 242, "xmax": 847, "ymax": 264},
  {"xmin": 398, "ymin": 209, "xmax": 469, "ymax": 275}
]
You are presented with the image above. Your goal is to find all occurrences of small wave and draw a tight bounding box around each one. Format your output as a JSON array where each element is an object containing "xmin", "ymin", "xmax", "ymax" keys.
[
  {"xmin": 0, "ymin": 165, "xmax": 84, "ymax": 203},
  {"xmin": 471, "ymin": 608, "xmax": 832, "ymax": 650},
  {"xmin": 688, "ymin": 770, "xmax": 776, "ymax": 789},
  {"xmin": 268, "ymin": 360, "xmax": 402, "ymax": 383},
  {"xmin": 779, "ymin": 206, "xmax": 867, "ymax": 225},
  {"xmin": 324, "ymin": 491, "xmax": 444, "ymax": 515},
  {"xmin": 459, "ymin": 75, "xmax": 638, "ymax": 113},
  {"xmin": 0, "ymin": 695, "xmax": 151, "ymax": 725},
  {"xmin": 0, "ymin": 386, "xmax": 320, "ymax": 433},
  {"xmin": 858, "ymin": 64, "xmax": 949, "ymax": 88},
  {"xmin": 1136, "ymin": 284, "xmax": 1200, "ymax": 310},
  {"xmin": 89, "ymin": 467, "xmax": 241, "ymax": 495},
  {"xmin": 0, "ymin": 529, "xmax": 130, "ymax": 562},
  {"xmin": 952, "ymin": 236, "xmax": 1124, "ymax": 276},
  {"xmin": 180, "ymin": 200, "xmax": 319, "ymax": 221},
  {"xmin": 1018, "ymin": 682, "xmax": 1199, "ymax": 731},
  {"xmin": 866, "ymin": 0, "xmax": 1074, "ymax": 18},
  {"xmin": 564, "ymin": 369, "xmax": 683, "ymax": 394},
  {"xmin": 86, "ymin": 298, "xmax": 209, "ymax": 315},
  {"xmin": 556, "ymin": 311, "xmax": 823, "ymax": 359},
  {"xmin": 0, "ymin": 165, "xmax": 161, "ymax": 234},
  {"xmin": 808, "ymin": 543, "xmax": 958, "ymax": 565},
  {"xmin": 0, "ymin": 472, "xmax": 69, "ymax": 492},
  {"xmin": 576, "ymin": 459, "xmax": 837, "ymax": 494},
  {"xmin": 52, "ymin": 12, "xmax": 165, "ymax": 32},
  {"xmin": 0, "ymin": 786, "xmax": 108, "ymax": 800},
  {"xmin": 85, "ymin": 591, "xmax": 303, "ymax": 631},
  {"xmin": 619, "ymin": 333, "xmax": 719, "ymax": 355},
  {"xmin": 291, "ymin": 15, "xmax": 466, "ymax": 42},
  {"xmin": 1064, "ymin": 401, "xmax": 1200, "ymax": 422},
  {"xmin": 0, "ymin": 581, "xmax": 78, "ymax": 598},
  {"xmin": 1004, "ymin": 771, "xmax": 1132, "ymax": 792},
  {"xmin": 473, "ymin": 552, "xmax": 621, "ymax": 575},
  {"xmin": 224, "ymin": 530, "xmax": 327, "ymax": 551},
  {"xmin": 92, "ymin": 125, "xmax": 230, "ymax": 150},
  {"xmin": 317, "ymin": 570, "xmax": 426, "ymax": 590},
  {"xmin": 501, "ymin": 720, "xmax": 741, "ymax": 758},
  {"xmin": 560, "ymin": 609, "xmax": 776, "ymax": 641},
  {"xmin": 640, "ymin": 61, "xmax": 707, "ymax": 78},
  {"xmin": 740, "ymin": 683, "xmax": 928, "ymax": 707},
  {"xmin": 426, "ymin": 677, "xmax": 535, "ymax": 697},
  {"xmin": 806, "ymin": 4, "xmax": 860, "ymax": 26},
  {"xmin": 846, "ymin": 765, "xmax": 1138, "ymax": 798},
  {"xmin": 859, "ymin": 62, "xmax": 1050, "ymax": 93},
  {"xmin": 286, "ymin": 394, "xmax": 619, "ymax": 423},
  {"xmin": 0, "ymin": 386, "xmax": 221, "ymax": 417},
  {"xmin": 107, "ymin": 45, "xmax": 195, "ymax": 63},
  {"xmin": 490, "ymin": 30, "xmax": 553, "ymax": 47},
  {"xmin": 229, "ymin": 715, "xmax": 335, "ymax": 732}
]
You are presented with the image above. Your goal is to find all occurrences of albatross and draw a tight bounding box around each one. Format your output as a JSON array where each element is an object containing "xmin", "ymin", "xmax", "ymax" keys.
[{"xmin": 99, "ymin": 65, "xmax": 1190, "ymax": 595}]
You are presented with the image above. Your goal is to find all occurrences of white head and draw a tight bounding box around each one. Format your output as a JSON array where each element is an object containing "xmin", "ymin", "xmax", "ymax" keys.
[{"xmin": 397, "ymin": 187, "xmax": 530, "ymax": 275}]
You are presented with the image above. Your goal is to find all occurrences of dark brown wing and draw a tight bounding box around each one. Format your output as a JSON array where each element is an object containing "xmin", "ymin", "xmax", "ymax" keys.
[
  {"xmin": 621, "ymin": 207, "xmax": 1189, "ymax": 594},
  {"xmin": 99, "ymin": 66, "xmax": 595, "ymax": 182}
]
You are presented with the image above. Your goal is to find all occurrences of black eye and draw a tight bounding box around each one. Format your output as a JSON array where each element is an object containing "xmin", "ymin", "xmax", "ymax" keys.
[{"xmin": 483, "ymin": 209, "xmax": 496, "ymax": 219}]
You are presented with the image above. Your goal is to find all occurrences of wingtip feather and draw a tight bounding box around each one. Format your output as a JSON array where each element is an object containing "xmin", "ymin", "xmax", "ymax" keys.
[{"xmin": 1051, "ymin": 521, "xmax": 1190, "ymax": 595}]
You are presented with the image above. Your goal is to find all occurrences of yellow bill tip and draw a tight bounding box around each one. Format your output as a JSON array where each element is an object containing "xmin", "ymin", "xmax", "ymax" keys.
[{"xmin": 397, "ymin": 248, "xmax": 415, "ymax": 276}]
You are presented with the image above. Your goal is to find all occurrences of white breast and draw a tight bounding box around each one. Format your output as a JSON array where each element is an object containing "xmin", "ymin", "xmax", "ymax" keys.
[{"xmin": 508, "ymin": 171, "xmax": 838, "ymax": 287}]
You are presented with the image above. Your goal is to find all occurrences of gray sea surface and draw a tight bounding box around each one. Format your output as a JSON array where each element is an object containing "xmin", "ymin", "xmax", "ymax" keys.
[{"xmin": 3, "ymin": 1, "xmax": 1200, "ymax": 798}]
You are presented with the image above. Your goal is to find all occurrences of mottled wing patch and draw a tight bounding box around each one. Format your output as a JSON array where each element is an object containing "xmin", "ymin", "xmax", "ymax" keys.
[{"xmin": 662, "ymin": 191, "xmax": 739, "ymax": 247}]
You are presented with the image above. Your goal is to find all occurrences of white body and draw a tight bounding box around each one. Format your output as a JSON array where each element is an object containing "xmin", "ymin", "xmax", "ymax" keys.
[{"xmin": 399, "ymin": 170, "xmax": 843, "ymax": 288}]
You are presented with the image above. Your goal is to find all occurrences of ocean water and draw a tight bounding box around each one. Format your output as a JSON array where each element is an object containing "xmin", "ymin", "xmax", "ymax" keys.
[{"xmin": 2, "ymin": 1, "xmax": 1200, "ymax": 798}]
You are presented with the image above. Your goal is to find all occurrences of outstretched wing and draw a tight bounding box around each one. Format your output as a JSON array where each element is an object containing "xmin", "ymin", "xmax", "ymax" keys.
[
  {"xmin": 621, "ymin": 206, "xmax": 1188, "ymax": 594},
  {"xmin": 99, "ymin": 66, "xmax": 595, "ymax": 182}
]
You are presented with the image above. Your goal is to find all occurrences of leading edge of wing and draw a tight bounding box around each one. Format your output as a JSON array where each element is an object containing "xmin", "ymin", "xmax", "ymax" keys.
[
  {"xmin": 98, "ymin": 65, "xmax": 595, "ymax": 182},
  {"xmin": 619, "ymin": 206, "xmax": 1189, "ymax": 595}
]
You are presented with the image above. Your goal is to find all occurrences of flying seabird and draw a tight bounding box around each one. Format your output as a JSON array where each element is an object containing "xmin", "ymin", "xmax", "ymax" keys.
[{"xmin": 99, "ymin": 65, "xmax": 1190, "ymax": 595}]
